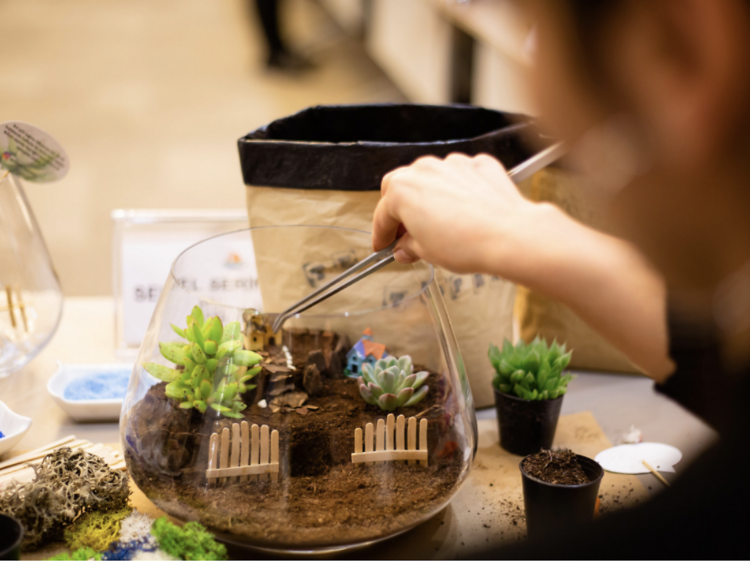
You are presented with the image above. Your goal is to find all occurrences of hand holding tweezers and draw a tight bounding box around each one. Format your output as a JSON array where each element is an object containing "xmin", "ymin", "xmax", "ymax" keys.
[{"xmin": 270, "ymin": 142, "xmax": 566, "ymax": 333}]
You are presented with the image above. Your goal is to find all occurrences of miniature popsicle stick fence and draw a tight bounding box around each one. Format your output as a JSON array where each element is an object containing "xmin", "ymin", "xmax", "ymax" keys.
[
  {"xmin": 206, "ymin": 421, "xmax": 279, "ymax": 486},
  {"xmin": 352, "ymin": 414, "xmax": 428, "ymax": 466}
]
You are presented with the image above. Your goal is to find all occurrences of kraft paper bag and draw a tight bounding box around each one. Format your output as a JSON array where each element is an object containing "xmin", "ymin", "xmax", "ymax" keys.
[
  {"xmin": 238, "ymin": 104, "xmax": 542, "ymax": 407},
  {"xmin": 515, "ymin": 167, "xmax": 640, "ymax": 373}
]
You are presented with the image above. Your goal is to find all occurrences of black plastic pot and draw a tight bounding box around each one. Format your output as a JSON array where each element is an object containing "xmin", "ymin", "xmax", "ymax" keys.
[
  {"xmin": 494, "ymin": 388, "xmax": 563, "ymax": 456},
  {"xmin": 520, "ymin": 454, "xmax": 604, "ymax": 539},
  {"xmin": 0, "ymin": 514, "xmax": 23, "ymax": 560}
]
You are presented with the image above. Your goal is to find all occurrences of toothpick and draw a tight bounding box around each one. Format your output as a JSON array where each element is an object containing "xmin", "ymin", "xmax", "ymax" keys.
[{"xmin": 642, "ymin": 460, "xmax": 670, "ymax": 487}]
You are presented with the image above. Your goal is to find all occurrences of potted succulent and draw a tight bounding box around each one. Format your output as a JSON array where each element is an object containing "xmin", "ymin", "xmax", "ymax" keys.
[
  {"xmin": 520, "ymin": 449, "xmax": 603, "ymax": 539},
  {"xmin": 488, "ymin": 338, "xmax": 574, "ymax": 455}
]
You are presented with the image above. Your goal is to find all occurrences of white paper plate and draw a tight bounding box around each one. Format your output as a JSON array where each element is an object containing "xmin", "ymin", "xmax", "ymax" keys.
[
  {"xmin": 47, "ymin": 362, "xmax": 133, "ymax": 422},
  {"xmin": 595, "ymin": 442, "xmax": 682, "ymax": 474},
  {"xmin": 0, "ymin": 400, "xmax": 32, "ymax": 457}
]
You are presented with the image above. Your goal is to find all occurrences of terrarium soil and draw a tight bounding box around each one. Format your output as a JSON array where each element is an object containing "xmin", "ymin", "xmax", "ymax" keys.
[
  {"xmin": 124, "ymin": 338, "xmax": 466, "ymax": 548},
  {"xmin": 521, "ymin": 449, "xmax": 592, "ymax": 486}
]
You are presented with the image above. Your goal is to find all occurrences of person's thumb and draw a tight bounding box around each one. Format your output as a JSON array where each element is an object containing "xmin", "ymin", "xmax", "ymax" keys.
[{"xmin": 393, "ymin": 233, "xmax": 420, "ymax": 264}]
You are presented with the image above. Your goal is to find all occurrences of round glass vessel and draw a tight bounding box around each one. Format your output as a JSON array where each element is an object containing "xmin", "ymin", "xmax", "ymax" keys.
[
  {"xmin": 120, "ymin": 226, "xmax": 477, "ymax": 553},
  {"xmin": 0, "ymin": 173, "xmax": 63, "ymax": 377}
]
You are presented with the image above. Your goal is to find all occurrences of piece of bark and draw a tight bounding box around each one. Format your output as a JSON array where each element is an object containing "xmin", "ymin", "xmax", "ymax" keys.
[
  {"xmin": 328, "ymin": 335, "xmax": 351, "ymax": 379},
  {"xmin": 303, "ymin": 364, "xmax": 323, "ymax": 396},
  {"xmin": 307, "ymin": 350, "xmax": 329, "ymax": 378}
]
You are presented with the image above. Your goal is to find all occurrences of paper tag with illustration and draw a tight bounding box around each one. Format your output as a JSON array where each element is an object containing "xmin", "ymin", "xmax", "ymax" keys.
[{"xmin": 0, "ymin": 121, "xmax": 69, "ymax": 182}]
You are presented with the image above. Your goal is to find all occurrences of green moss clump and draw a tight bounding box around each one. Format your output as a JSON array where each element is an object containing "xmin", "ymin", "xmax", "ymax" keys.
[
  {"xmin": 64, "ymin": 506, "xmax": 132, "ymax": 552},
  {"xmin": 0, "ymin": 447, "xmax": 130, "ymax": 550},
  {"xmin": 48, "ymin": 546, "xmax": 103, "ymax": 561},
  {"xmin": 151, "ymin": 517, "xmax": 227, "ymax": 560}
]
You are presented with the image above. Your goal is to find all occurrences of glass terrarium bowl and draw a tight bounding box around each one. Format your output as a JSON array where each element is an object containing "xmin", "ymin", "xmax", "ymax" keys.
[{"xmin": 120, "ymin": 226, "xmax": 477, "ymax": 554}]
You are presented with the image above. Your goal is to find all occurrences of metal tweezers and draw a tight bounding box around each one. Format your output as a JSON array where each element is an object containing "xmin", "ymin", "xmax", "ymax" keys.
[{"xmin": 271, "ymin": 142, "xmax": 566, "ymax": 333}]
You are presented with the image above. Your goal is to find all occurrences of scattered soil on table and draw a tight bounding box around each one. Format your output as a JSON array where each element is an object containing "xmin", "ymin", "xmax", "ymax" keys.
[
  {"xmin": 123, "ymin": 331, "xmax": 466, "ymax": 549},
  {"xmin": 521, "ymin": 449, "xmax": 592, "ymax": 485}
]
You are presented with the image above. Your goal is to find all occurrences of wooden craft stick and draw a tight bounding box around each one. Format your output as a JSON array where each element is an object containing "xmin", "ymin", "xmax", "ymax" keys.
[
  {"xmin": 220, "ymin": 428, "xmax": 230, "ymax": 485},
  {"xmin": 408, "ymin": 417, "xmax": 417, "ymax": 466},
  {"xmin": 354, "ymin": 428, "xmax": 363, "ymax": 457},
  {"xmin": 240, "ymin": 421, "xmax": 249, "ymax": 483},
  {"xmin": 0, "ymin": 467, "xmax": 35, "ymax": 486},
  {"xmin": 0, "ymin": 435, "xmax": 77, "ymax": 471},
  {"xmin": 206, "ymin": 462, "xmax": 280, "ymax": 479},
  {"xmin": 230, "ymin": 424, "xmax": 241, "ymax": 485},
  {"xmin": 352, "ymin": 449, "xmax": 427, "ymax": 464},
  {"xmin": 270, "ymin": 430, "xmax": 279, "ymax": 483},
  {"xmin": 376, "ymin": 419, "xmax": 385, "ymax": 465},
  {"xmin": 259, "ymin": 425, "xmax": 270, "ymax": 481},
  {"xmin": 364, "ymin": 423, "xmax": 374, "ymax": 466},
  {"xmin": 396, "ymin": 415, "xmax": 405, "ymax": 464},
  {"xmin": 250, "ymin": 424, "xmax": 260, "ymax": 481},
  {"xmin": 419, "ymin": 419, "xmax": 428, "ymax": 467},
  {"xmin": 386, "ymin": 414, "xmax": 395, "ymax": 453},
  {"xmin": 642, "ymin": 460, "xmax": 671, "ymax": 487},
  {"xmin": 0, "ymin": 440, "xmax": 118, "ymax": 478},
  {"xmin": 207, "ymin": 433, "xmax": 219, "ymax": 486}
]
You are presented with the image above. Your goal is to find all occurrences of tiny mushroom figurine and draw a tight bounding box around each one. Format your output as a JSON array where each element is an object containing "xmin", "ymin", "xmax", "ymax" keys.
[{"xmin": 345, "ymin": 328, "xmax": 389, "ymax": 377}]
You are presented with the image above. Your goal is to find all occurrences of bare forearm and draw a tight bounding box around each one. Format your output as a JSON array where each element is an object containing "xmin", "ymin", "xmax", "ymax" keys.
[{"xmin": 483, "ymin": 203, "xmax": 674, "ymax": 381}]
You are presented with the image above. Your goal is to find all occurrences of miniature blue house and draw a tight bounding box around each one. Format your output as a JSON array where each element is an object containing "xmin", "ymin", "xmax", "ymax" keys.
[{"xmin": 346, "ymin": 328, "xmax": 389, "ymax": 377}]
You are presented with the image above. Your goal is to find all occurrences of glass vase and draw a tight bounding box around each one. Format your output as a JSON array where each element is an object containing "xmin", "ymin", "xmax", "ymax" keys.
[
  {"xmin": 0, "ymin": 173, "xmax": 63, "ymax": 377},
  {"xmin": 120, "ymin": 226, "xmax": 477, "ymax": 553}
]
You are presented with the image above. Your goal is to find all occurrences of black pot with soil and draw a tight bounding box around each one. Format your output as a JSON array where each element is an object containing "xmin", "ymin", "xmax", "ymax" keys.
[
  {"xmin": 0, "ymin": 514, "xmax": 23, "ymax": 560},
  {"xmin": 494, "ymin": 388, "xmax": 563, "ymax": 456},
  {"xmin": 520, "ymin": 449, "xmax": 604, "ymax": 539}
]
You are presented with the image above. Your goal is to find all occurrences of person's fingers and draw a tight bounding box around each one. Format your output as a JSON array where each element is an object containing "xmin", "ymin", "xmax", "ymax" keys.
[
  {"xmin": 393, "ymin": 232, "xmax": 420, "ymax": 264},
  {"xmin": 381, "ymin": 165, "xmax": 409, "ymax": 197},
  {"xmin": 471, "ymin": 153, "xmax": 512, "ymax": 189},
  {"xmin": 371, "ymin": 195, "xmax": 402, "ymax": 251}
]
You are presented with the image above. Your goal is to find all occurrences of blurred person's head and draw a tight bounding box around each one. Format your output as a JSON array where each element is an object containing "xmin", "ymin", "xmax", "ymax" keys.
[{"xmin": 528, "ymin": 0, "xmax": 750, "ymax": 316}]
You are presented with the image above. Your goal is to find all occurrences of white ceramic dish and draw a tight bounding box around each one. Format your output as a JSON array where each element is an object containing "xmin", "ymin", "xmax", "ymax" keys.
[
  {"xmin": 0, "ymin": 400, "xmax": 32, "ymax": 457},
  {"xmin": 47, "ymin": 362, "xmax": 133, "ymax": 422}
]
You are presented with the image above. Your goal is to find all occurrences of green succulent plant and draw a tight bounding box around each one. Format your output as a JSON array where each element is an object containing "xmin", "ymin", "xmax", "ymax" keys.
[
  {"xmin": 358, "ymin": 355, "xmax": 429, "ymax": 411},
  {"xmin": 143, "ymin": 306, "xmax": 262, "ymax": 418},
  {"xmin": 489, "ymin": 337, "xmax": 574, "ymax": 401}
]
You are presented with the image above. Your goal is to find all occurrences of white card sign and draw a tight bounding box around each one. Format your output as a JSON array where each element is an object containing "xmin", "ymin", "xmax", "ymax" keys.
[{"xmin": 112, "ymin": 209, "xmax": 261, "ymax": 355}]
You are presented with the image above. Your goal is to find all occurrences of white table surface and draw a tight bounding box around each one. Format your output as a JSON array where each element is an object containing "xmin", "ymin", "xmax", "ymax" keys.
[{"xmin": 0, "ymin": 297, "xmax": 718, "ymax": 559}]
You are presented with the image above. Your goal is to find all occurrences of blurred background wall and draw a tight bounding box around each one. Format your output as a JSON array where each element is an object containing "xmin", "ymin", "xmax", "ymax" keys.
[{"xmin": 0, "ymin": 0, "xmax": 532, "ymax": 296}]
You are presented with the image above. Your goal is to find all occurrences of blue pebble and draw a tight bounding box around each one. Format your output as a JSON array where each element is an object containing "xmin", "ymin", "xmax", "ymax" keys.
[
  {"xmin": 103, "ymin": 537, "xmax": 158, "ymax": 560},
  {"xmin": 63, "ymin": 370, "xmax": 131, "ymax": 401},
  {"xmin": 0, "ymin": 431, "xmax": 4, "ymax": 439}
]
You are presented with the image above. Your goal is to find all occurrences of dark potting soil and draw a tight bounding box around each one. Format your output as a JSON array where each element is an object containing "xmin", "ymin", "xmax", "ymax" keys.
[
  {"xmin": 123, "ymin": 337, "xmax": 465, "ymax": 549},
  {"xmin": 522, "ymin": 449, "xmax": 592, "ymax": 486}
]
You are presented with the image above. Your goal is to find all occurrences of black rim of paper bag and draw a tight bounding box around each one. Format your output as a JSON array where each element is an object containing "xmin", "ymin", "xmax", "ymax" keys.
[{"xmin": 237, "ymin": 104, "xmax": 548, "ymax": 191}]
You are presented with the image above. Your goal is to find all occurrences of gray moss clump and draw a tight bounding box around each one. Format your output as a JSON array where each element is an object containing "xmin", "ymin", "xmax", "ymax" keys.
[{"xmin": 0, "ymin": 447, "xmax": 130, "ymax": 550}]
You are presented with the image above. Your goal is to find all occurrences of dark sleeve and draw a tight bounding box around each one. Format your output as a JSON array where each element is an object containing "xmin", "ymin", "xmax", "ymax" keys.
[{"xmin": 654, "ymin": 303, "xmax": 727, "ymax": 431}]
